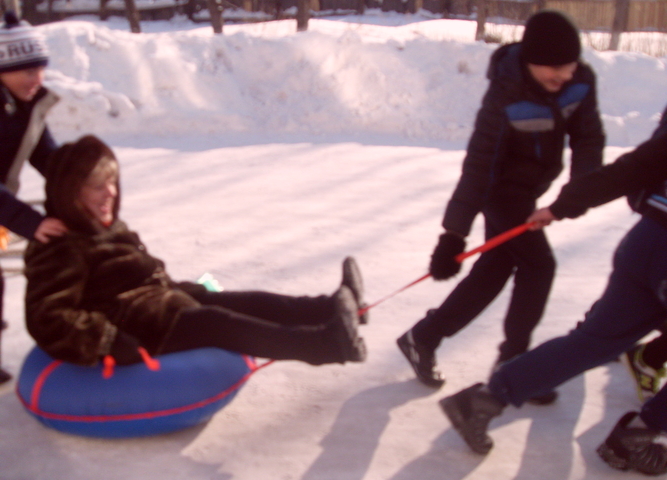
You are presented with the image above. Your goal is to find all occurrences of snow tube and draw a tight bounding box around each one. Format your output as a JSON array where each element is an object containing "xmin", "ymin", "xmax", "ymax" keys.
[{"xmin": 16, "ymin": 346, "xmax": 256, "ymax": 438}]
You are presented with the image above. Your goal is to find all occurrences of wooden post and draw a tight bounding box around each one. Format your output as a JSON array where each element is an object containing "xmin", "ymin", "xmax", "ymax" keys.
[
  {"xmin": 100, "ymin": 0, "xmax": 109, "ymax": 21},
  {"xmin": 475, "ymin": 0, "xmax": 487, "ymax": 41},
  {"xmin": 296, "ymin": 0, "xmax": 309, "ymax": 32},
  {"xmin": 207, "ymin": 0, "xmax": 224, "ymax": 34},
  {"xmin": 610, "ymin": 0, "xmax": 630, "ymax": 50},
  {"xmin": 21, "ymin": 0, "xmax": 40, "ymax": 24},
  {"xmin": 123, "ymin": 0, "xmax": 141, "ymax": 33}
]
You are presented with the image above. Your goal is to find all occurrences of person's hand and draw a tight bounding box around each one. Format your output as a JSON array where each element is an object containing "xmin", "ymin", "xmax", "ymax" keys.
[
  {"xmin": 526, "ymin": 208, "xmax": 557, "ymax": 230},
  {"xmin": 34, "ymin": 217, "xmax": 68, "ymax": 243},
  {"xmin": 429, "ymin": 232, "xmax": 466, "ymax": 280}
]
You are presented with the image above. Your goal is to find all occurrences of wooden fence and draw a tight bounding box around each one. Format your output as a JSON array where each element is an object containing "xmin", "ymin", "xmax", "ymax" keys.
[{"xmin": 9, "ymin": 0, "xmax": 667, "ymax": 38}]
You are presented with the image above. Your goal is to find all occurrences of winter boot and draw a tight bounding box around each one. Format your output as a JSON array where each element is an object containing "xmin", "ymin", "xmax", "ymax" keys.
[
  {"xmin": 397, "ymin": 329, "xmax": 445, "ymax": 388},
  {"xmin": 333, "ymin": 286, "xmax": 366, "ymax": 362},
  {"xmin": 440, "ymin": 383, "xmax": 505, "ymax": 454},
  {"xmin": 622, "ymin": 343, "xmax": 666, "ymax": 402},
  {"xmin": 342, "ymin": 256, "xmax": 369, "ymax": 324},
  {"xmin": 597, "ymin": 411, "xmax": 667, "ymax": 475}
]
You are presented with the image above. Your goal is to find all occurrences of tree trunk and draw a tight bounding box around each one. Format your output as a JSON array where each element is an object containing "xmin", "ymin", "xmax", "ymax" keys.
[
  {"xmin": 475, "ymin": 0, "xmax": 486, "ymax": 41},
  {"xmin": 207, "ymin": 0, "xmax": 224, "ymax": 34},
  {"xmin": 356, "ymin": 0, "xmax": 365, "ymax": 15},
  {"xmin": 296, "ymin": 0, "xmax": 309, "ymax": 32},
  {"xmin": 610, "ymin": 0, "xmax": 630, "ymax": 50},
  {"xmin": 6, "ymin": 0, "xmax": 20, "ymax": 17},
  {"xmin": 123, "ymin": 0, "xmax": 141, "ymax": 33},
  {"xmin": 21, "ymin": 0, "xmax": 39, "ymax": 24},
  {"xmin": 99, "ymin": 0, "xmax": 110, "ymax": 21}
]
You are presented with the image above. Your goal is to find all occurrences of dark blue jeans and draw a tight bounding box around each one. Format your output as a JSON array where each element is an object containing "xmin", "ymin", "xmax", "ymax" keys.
[
  {"xmin": 489, "ymin": 216, "xmax": 667, "ymax": 431},
  {"xmin": 413, "ymin": 194, "xmax": 556, "ymax": 361}
]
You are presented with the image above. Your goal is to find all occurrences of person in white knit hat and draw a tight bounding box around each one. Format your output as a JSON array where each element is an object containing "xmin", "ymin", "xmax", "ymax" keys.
[{"xmin": 0, "ymin": 11, "xmax": 67, "ymax": 384}]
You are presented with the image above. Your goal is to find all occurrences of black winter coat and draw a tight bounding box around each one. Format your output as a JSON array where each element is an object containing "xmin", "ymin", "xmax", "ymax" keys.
[
  {"xmin": 549, "ymin": 104, "xmax": 667, "ymax": 227},
  {"xmin": 0, "ymin": 85, "xmax": 58, "ymax": 238},
  {"xmin": 443, "ymin": 43, "xmax": 605, "ymax": 236}
]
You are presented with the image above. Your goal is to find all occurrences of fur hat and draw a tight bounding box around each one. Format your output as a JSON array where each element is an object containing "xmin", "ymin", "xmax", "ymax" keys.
[
  {"xmin": 521, "ymin": 10, "xmax": 581, "ymax": 66},
  {"xmin": 0, "ymin": 11, "xmax": 48, "ymax": 74}
]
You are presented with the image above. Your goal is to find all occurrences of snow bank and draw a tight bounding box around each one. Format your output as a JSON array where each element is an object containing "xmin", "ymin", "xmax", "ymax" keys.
[{"xmin": 39, "ymin": 16, "xmax": 667, "ymax": 146}]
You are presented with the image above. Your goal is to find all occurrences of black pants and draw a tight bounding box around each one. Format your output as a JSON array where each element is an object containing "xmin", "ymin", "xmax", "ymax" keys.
[
  {"xmin": 413, "ymin": 195, "xmax": 556, "ymax": 361},
  {"xmin": 161, "ymin": 290, "xmax": 344, "ymax": 365}
]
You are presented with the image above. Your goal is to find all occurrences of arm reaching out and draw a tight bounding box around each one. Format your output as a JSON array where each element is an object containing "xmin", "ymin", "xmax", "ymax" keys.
[{"xmin": 527, "ymin": 208, "xmax": 558, "ymax": 230}]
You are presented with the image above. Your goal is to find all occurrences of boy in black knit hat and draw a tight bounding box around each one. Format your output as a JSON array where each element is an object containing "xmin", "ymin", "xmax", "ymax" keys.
[
  {"xmin": 397, "ymin": 10, "xmax": 605, "ymax": 403},
  {"xmin": 0, "ymin": 11, "xmax": 67, "ymax": 384}
]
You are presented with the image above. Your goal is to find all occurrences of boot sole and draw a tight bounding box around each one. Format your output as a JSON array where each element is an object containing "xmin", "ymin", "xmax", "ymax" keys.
[
  {"xmin": 342, "ymin": 257, "xmax": 369, "ymax": 324},
  {"xmin": 336, "ymin": 286, "xmax": 366, "ymax": 362},
  {"xmin": 597, "ymin": 442, "xmax": 630, "ymax": 471}
]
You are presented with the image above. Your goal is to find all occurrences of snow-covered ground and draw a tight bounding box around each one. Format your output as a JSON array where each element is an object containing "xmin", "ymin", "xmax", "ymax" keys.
[{"xmin": 1, "ymin": 13, "xmax": 666, "ymax": 480}]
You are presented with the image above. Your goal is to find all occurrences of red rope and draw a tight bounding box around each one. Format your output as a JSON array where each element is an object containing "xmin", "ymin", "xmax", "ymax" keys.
[{"xmin": 358, "ymin": 222, "xmax": 534, "ymax": 315}]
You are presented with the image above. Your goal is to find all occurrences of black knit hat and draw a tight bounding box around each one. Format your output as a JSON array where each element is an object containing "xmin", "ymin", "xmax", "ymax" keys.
[
  {"xmin": 521, "ymin": 10, "xmax": 581, "ymax": 66},
  {"xmin": 0, "ymin": 11, "xmax": 49, "ymax": 74}
]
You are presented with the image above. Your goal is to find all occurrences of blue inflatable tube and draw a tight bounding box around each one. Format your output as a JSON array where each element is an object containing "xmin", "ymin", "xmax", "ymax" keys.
[{"xmin": 17, "ymin": 346, "xmax": 255, "ymax": 438}]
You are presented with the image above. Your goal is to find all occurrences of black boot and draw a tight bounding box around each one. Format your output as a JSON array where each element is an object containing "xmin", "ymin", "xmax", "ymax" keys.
[
  {"xmin": 440, "ymin": 383, "xmax": 505, "ymax": 454},
  {"xmin": 342, "ymin": 256, "xmax": 369, "ymax": 324},
  {"xmin": 597, "ymin": 411, "xmax": 667, "ymax": 475},
  {"xmin": 332, "ymin": 286, "xmax": 366, "ymax": 362},
  {"xmin": 397, "ymin": 329, "xmax": 445, "ymax": 388}
]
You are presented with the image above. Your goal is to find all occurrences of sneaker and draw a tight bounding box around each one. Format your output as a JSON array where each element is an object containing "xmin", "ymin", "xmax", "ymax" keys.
[
  {"xmin": 440, "ymin": 383, "xmax": 505, "ymax": 455},
  {"xmin": 597, "ymin": 411, "xmax": 667, "ymax": 475},
  {"xmin": 342, "ymin": 256, "xmax": 369, "ymax": 324},
  {"xmin": 333, "ymin": 286, "xmax": 367, "ymax": 362},
  {"xmin": 622, "ymin": 343, "xmax": 666, "ymax": 402},
  {"xmin": 397, "ymin": 329, "xmax": 445, "ymax": 388}
]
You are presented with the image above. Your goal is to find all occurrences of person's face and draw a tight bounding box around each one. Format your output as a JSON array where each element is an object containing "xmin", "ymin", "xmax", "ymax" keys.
[
  {"xmin": 80, "ymin": 172, "xmax": 118, "ymax": 226},
  {"xmin": 527, "ymin": 62, "xmax": 577, "ymax": 93},
  {"xmin": 0, "ymin": 66, "xmax": 45, "ymax": 102}
]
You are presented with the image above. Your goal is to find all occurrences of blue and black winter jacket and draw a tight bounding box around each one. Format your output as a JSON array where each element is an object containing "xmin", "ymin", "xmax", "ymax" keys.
[{"xmin": 443, "ymin": 43, "xmax": 605, "ymax": 236}]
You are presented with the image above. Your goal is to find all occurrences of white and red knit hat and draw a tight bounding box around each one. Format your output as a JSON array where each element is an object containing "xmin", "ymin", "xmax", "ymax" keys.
[{"xmin": 0, "ymin": 11, "xmax": 48, "ymax": 74}]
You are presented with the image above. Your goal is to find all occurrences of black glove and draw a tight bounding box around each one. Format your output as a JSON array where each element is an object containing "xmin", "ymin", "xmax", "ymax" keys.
[
  {"xmin": 108, "ymin": 330, "xmax": 144, "ymax": 365},
  {"xmin": 429, "ymin": 232, "xmax": 466, "ymax": 280}
]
